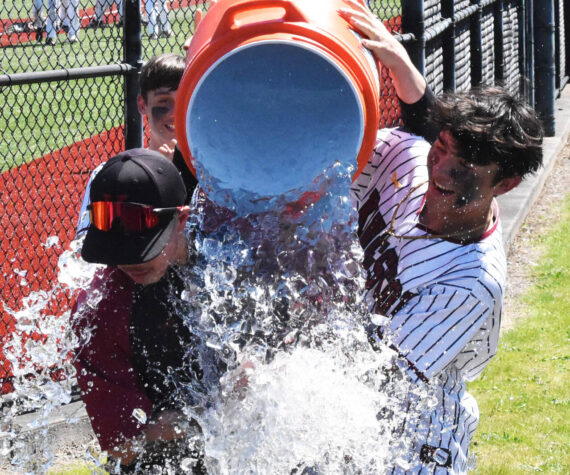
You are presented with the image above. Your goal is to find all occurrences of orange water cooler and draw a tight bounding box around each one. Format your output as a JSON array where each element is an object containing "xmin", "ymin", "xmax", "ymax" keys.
[{"xmin": 175, "ymin": 0, "xmax": 380, "ymax": 214}]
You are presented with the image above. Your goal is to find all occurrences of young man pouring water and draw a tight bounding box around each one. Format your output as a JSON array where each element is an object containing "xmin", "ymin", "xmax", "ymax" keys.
[{"xmin": 339, "ymin": 1, "xmax": 543, "ymax": 472}]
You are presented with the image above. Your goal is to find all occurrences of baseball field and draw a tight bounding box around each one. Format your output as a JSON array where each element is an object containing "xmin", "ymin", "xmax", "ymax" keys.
[{"xmin": 3, "ymin": 0, "xmax": 568, "ymax": 473}]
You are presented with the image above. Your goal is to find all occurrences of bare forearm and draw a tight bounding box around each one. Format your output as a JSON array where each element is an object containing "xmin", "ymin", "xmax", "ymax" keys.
[
  {"xmin": 339, "ymin": 0, "xmax": 426, "ymax": 104},
  {"xmin": 110, "ymin": 410, "xmax": 190, "ymax": 466}
]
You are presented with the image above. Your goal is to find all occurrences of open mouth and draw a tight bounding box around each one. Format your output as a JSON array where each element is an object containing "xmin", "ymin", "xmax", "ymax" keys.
[{"xmin": 165, "ymin": 124, "xmax": 175, "ymax": 132}]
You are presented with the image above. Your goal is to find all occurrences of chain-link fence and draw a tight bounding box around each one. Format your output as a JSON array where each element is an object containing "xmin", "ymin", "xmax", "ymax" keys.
[
  {"xmin": 0, "ymin": 0, "xmax": 208, "ymax": 394},
  {"xmin": 0, "ymin": 0, "xmax": 568, "ymax": 393}
]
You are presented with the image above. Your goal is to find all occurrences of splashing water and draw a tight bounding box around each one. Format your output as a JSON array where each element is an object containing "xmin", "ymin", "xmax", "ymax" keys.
[
  {"xmin": 177, "ymin": 162, "xmax": 436, "ymax": 473},
  {"xmin": 1, "ymin": 162, "xmax": 436, "ymax": 473},
  {"xmin": 1, "ymin": 239, "xmax": 103, "ymax": 473}
]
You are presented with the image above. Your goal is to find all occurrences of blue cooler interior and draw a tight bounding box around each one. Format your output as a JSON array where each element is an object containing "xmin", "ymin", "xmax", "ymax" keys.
[{"xmin": 187, "ymin": 41, "xmax": 364, "ymax": 213}]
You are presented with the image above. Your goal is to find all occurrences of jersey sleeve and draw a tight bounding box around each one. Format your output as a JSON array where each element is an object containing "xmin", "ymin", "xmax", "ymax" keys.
[
  {"xmin": 72, "ymin": 269, "xmax": 153, "ymax": 451},
  {"xmin": 74, "ymin": 348, "xmax": 154, "ymax": 451},
  {"xmin": 399, "ymin": 83, "xmax": 438, "ymax": 143},
  {"xmin": 378, "ymin": 284, "xmax": 497, "ymax": 383}
]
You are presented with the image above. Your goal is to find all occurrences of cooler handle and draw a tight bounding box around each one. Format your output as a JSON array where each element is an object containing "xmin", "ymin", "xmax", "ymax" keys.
[{"xmin": 215, "ymin": 0, "xmax": 307, "ymax": 36}]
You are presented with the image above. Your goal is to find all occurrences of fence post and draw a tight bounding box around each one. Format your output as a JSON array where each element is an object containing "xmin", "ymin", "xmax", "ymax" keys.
[
  {"xmin": 494, "ymin": 0, "xmax": 505, "ymax": 82},
  {"xmin": 441, "ymin": 0, "xmax": 456, "ymax": 91},
  {"xmin": 401, "ymin": 0, "xmax": 425, "ymax": 75},
  {"xmin": 124, "ymin": 0, "xmax": 144, "ymax": 149},
  {"xmin": 555, "ymin": 0, "xmax": 569, "ymax": 92},
  {"xmin": 522, "ymin": 0, "xmax": 535, "ymax": 104},
  {"xmin": 566, "ymin": 0, "xmax": 570, "ymax": 89},
  {"xmin": 534, "ymin": 0, "xmax": 556, "ymax": 135},
  {"xmin": 471, "ymin": 1, "xmax": 483, "ymax": 87}
]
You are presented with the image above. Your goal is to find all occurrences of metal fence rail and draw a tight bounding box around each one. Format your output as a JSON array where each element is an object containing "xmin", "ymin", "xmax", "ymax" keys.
[{"xmin": 0, "ymin": 0, "xmax": 568, "ymax": 392}]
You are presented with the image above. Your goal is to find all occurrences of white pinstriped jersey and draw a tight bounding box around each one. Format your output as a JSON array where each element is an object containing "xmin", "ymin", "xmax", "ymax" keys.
[{"xmin": 351, "ymin": 128, "xmax": 505, "ymax": 474}]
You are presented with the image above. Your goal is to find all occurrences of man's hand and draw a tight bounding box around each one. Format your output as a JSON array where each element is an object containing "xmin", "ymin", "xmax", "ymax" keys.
[
  {"xmin": 108, "ymin": 409, "xmax": 194, "ymax": 467},
  {"xmin": 158, "ymin": 138, "xmax": 177, "ymax": 161},
  {"xmin": 338, "ymin": 0, "xmax": 426, "ymax": 104}
]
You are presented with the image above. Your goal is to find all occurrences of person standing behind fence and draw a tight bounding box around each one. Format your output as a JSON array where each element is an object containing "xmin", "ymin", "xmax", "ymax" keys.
[
  {"xmin": 88, "ymin": 0, "xmax": 122, "ymax": 27},
  {"xmin": 29, "ymin": 0, "xmax": 46, "ymax": 33},
  {"xmin": 45, "ymin": 0, "xmax": 79, "ymax": 44},
  {"xmin": 145, "ymin": 0, "xmax": 172, "ymax": 39},
  {"xmin": 60, "ymin": 0, "xmax": 80, "ymax": 42}
]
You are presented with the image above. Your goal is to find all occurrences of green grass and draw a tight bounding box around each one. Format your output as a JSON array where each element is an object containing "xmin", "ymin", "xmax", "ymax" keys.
[
  {"xmin": 48, "ymin": 463, "xmax": 107, "ymax": 475},
  {"xmin": 0, "ymin": 0, "xmax": 28, "ymax": 17},
  {"xmin": 469, "ymin": 195, "xmax": 570, "ymax": 474},
  {"xmin": 368, "ymin": 0, "xmax": 402, "ymax": 20}
]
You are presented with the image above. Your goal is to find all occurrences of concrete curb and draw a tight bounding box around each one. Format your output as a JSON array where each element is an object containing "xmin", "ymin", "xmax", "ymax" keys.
[
  {"xmin": 498, "ymin": 90, "xmax": 570, "ymax": 252},
  {"xmin": 0, "ymin": 401, "xmax": 96, "ymax": 472},
  {"xmin": 2, "ymin": 90, "xmax": 570, "ymax": 470}
]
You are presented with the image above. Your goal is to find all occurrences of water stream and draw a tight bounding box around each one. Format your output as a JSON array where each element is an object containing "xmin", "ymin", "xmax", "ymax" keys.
[{"xmin": 1, "ymin": 162, "xmax": 434, "ymax": 474}]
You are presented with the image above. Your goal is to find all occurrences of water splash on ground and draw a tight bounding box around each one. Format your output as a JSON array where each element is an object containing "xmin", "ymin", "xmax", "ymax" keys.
[{"xmin": 1, "ymin": 239, "xmax": 103, "ymax": 473}]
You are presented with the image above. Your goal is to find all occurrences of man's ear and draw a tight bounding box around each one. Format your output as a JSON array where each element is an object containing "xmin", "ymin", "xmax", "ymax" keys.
[
  {"xmin": 176, "ymin": 206, "xmax": 191, "ymax": 230},
  {"xmin": 493, "ymin": 175, "xmax": 521, "ymax": 196},
  {"xmin": 137, "ymin": 94, "xmax": 147, "ymax": 115}
]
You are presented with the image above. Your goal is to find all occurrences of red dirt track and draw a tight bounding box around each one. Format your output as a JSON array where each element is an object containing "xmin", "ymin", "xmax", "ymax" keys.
[{"xmin": 0, "ymin": 126, "xmax": 124, "ymax": 392}]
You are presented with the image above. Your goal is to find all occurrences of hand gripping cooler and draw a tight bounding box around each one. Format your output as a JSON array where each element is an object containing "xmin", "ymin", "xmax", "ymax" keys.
[{"xmin": 175, "ymin": 0, "xmax": 380, "ymax": 214}]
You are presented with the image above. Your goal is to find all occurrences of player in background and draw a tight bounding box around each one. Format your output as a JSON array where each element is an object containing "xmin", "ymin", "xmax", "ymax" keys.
[
  {"xmin": 44, "ymin": 0, "xmax": 79, "ymax": 44},
  {"xmin": 30, "ymin": 0, "xmax": 46, "ymax": 32},
  {"xmin": 136, "ymin": 53, "xmax": 182, "ymax": 159},
  {"xmin": 76, "ymin": 53, "xmax": 197, "ymax": 237},
  {"xmin": 145, "ymin": 0, "xmax": 172, "ymax": 39},
  {"xmin": 339, "ymin": 1, "xmax": 543, "ymax": 472},
  {"xmin": 87, "ymin": 0, "xmax": 122, "ymax": 28}
]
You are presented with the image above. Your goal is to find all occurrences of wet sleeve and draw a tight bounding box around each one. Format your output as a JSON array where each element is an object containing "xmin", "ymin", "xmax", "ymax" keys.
[
  {"xmin": 370, "ymin": 285, "xmax": 495, "ymax": 383},
  {"xmin": 399, "ymin": 83, "xmax": 438, "ymax": 143},
  {"xmin": 71, "ymin": 272, "xmax": 153, "ymax": 452},
  {"xmin": 74, "ymin": 349, "xmax": 153, "ymax": 451}
]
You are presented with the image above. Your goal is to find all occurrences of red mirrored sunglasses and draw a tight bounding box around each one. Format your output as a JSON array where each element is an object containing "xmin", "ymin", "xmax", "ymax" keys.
[{"xmin": 88, "ymin": 201, "xmax": 183, "ymax": 233}]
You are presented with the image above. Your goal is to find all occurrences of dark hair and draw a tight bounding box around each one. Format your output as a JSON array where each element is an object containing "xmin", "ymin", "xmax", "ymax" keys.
[
  {"xmin": 139, "ymin": 53, "xmax": 185, "ymax": 100},
  {"xmin": 430, "ymin": 85, "xmax": 544, "ymax": 182}
]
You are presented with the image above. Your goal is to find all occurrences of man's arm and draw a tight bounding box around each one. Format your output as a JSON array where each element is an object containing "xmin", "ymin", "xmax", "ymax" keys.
[
  {"xmin": 368, "ymin": 284, "xmax": 499, "ymax": 383},
  {"xmin": 339, "ymin": 0, "xmax": 425, "ymax": 104},
  {"xmin": 72, "ymin": 269, "xmax": 153, "ymax": 456},
  {"xmin": 73, "ymin": 269, "xmax": 202, "ymax": 467},
  {"xmin": 338, "ymin": 0, "xmax": 438, "ymax": 142},
  {"xmin": 107, "ymin": 409, "xmax": 197, "ymax": 467}
]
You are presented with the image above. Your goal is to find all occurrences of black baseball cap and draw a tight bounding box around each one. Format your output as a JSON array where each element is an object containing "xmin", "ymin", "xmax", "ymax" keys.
[{"xmin": 81, "ymin": 148, "xmax": 187, "ymax": 266}]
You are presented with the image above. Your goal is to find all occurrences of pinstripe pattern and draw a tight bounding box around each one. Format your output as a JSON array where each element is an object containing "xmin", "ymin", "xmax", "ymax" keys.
[{"xmin": 351, "ymin": 128, "xmax": 506, "ymax": 473}]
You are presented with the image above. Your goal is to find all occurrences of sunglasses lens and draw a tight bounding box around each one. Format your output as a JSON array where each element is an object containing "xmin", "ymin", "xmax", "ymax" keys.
[{"xmin": 89, "ymin": 202, "xmax": 161, "ymax": 233}]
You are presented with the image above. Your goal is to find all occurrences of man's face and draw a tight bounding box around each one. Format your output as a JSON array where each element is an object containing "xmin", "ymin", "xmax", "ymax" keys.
[
  {"xmin": 424, "ymin": 130, "xmax": 500, "ymax": 224},
  {"xmin": 139, "ymin": 88, "xmax": 178, "ymax": 151},
  {"xmin": 117, "ymin": 241, "xmax": 174, "ymax": 286},
  {"xmin": 117, "ymin": 215, "xmax": 184, "ymax": 286}
]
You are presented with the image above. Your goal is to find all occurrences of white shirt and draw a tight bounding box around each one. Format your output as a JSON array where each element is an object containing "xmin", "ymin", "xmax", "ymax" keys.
[{"xmin": 351, "ymin": 128, "xmax": 505, "ymax": 473}]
